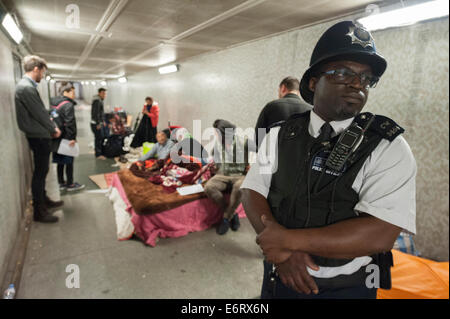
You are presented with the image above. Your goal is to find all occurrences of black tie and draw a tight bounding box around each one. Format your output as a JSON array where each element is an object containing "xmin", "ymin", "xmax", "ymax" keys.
[{"xmin": 318, "ymin": 122, "xmax": 333, "ymax": 142}]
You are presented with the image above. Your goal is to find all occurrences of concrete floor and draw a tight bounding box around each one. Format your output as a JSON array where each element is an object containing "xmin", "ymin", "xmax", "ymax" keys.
[{"xmin": 17, "ymin": 102, "xmax": 263, "ymax": 299}]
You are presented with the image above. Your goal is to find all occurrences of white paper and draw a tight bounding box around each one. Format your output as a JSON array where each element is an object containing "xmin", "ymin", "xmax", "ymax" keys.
[
  {"xmin": 57, "ymin": 139, "xmax": 80, "ymax": 157},
  {"xmin": 176, "ymin": 184, "xmax": 204, "ymax": 196}
]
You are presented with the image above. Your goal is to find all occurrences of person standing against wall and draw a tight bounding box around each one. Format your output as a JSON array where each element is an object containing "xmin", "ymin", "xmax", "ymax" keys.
[
  {"xmin": 50, "ymin": 82, "xmax": 85, "ymax": 192},
  {"xmin": 131, "ymin": 97, "xmax": 159, "ymax": 148},
  {"xmin": 15, "ymin": 55, "xmax": 63, "ymax": 223},
  {"xmin": 91, "ymin": 88, "xmax": 107, "ymax": 160}
]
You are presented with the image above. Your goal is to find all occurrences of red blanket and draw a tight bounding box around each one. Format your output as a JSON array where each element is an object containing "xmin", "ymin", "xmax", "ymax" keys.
[{"xmin": 111, "ymin": 172, "xmax": 246, "ymax": 246}]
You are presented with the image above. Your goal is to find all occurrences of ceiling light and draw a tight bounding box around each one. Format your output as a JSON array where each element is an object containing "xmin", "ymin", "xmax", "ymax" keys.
[
  {"xmin": 100, "ymin": 80, "xmax": 107, "ymax": 86},
  {"xmin": 46, "ymin": 75, "xmax": 51, "ymax": 81},
  {"xmin": 118, "ymin": 77, "xmax": 127, "ymax": 83},
  {"xmin": 91, "ymin": 81, "xmax": 96, "ymax": 85},
  {"xmin": 158, "ymin": 64, "xmax": 179, "ymax": 75},
  {"xmin": 1, "ymin": 13, "xmax": 23, "ymax": 44},
  {"xmin": 357, "ymin": 0, "xmax": 449, "ymax": 31}
]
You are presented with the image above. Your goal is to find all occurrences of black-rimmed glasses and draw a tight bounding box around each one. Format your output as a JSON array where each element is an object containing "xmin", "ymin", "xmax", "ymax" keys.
[{"xmin": 321, "ymin": 68, "xmax": 379, "ymax": 88}]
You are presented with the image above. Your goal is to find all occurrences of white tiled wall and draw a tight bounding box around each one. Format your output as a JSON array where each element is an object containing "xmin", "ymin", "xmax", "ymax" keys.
[{"xmin": 0, "ymin": 32, "xmax": 33, "ymax": 281}]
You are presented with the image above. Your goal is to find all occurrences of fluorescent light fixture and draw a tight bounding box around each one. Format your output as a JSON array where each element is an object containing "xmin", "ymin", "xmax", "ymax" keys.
[
  {"xmin": 118, "ymin": 77, "xmax": 127, "ymax": 83},
  {"xmin": 91, "ymin": 81, "xmax": 96, "ymax": 85},
  {"xmin": 2, "ymin": 13, "xmax": 23, "ymax": 44},
  {"xmin": 158, "ymin": 64, "xmax": 179, "ymax": 75},
  {"xmin": 100, "ymin": 80, "xmax": 107, "ymax": 86},
  {"xmin": 357, "ymin": 0, "xmax": 449, "ymax": 31},
  {"xmin": 45, "ymin": 75, "xmax": 51, "ymax": 81}
]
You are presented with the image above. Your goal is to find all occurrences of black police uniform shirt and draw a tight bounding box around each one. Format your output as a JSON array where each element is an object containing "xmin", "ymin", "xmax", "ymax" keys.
[{"xmin": 241, "ymin": 110, "xmax": 416, "ymax": 279}]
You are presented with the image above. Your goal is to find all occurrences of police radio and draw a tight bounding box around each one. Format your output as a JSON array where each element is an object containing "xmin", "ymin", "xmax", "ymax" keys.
[{"xmin": 325, "ymin": 115, "xmax": 375, "ymax": 172}]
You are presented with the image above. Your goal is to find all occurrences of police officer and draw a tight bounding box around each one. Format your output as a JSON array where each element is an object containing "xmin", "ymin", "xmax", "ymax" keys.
[{"xmin": 241, "ymin": 21, "xmax": 416, "ymax": 299}]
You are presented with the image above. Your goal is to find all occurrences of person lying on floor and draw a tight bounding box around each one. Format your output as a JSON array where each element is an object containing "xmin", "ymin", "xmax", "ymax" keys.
[
  {"xmin": 138, "ymin": 131, "xmax": 175, "ymax": 161},
  {"xmin": 204, "ymin": 119, "xmax": 250, "ymax": 235}
]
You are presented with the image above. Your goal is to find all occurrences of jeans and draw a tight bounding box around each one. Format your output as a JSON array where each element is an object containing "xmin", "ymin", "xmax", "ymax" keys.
[
  {"xmin": 57, "ymin": 163, "xmax": 74, "ymax": 185},
  {"xmin": 27, "ymin": 138, "xmax": 51, "ymax": 206},
  {"xmin": 90, "ymin": 123, "xmax": 103, "ymax": 157}
]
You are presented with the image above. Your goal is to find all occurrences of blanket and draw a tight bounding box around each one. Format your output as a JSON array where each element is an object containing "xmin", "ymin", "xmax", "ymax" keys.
[
  {"xmin": 117, "ymin": 169, "xmax": 205, "ymax": 215},
  {"xmin": 110, "ymin": 172, "xmax": 246, "ymax": 246}
]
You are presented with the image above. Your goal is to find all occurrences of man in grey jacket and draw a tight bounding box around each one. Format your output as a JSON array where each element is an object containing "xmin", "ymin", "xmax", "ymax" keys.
[{"xmin": 15, "ymin": 55, "xmax": 62, "ymax": 223}]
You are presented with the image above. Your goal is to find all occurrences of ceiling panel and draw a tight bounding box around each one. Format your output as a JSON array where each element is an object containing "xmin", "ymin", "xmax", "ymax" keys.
[
  {"xmin": 109, "ymin": 0, "xmax": 248, "ymax": 40},
  {"xmin": 135, "ymin": 45, "xmax": 209, "ymax": 67},
  {"xmin": 4, "ymin": 0, "xmax": 397, "ymax": 80}
]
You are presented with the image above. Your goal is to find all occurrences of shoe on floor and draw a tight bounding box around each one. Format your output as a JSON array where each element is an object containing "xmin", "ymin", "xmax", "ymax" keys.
[
  {"xmin": 59, "ymin": 183, "xmax": 67, "ymax": 191},
  {"xmin": 216, "ymin": 218, "xmax": 230, "ymax": 235},
  {"xmin": 230, "ymin": 214, "xmax": 240, "ymax": 231},
  {"xmin": 45, "ymin": 196, "xmax": 64, "ymax": 209},
  {"xmin": 33, "ymin": 205, "xmax": 59, "ymax": 223},
  {"xmin": 67, "ymin": 182, "xmax": 85, "ymax": 192}
]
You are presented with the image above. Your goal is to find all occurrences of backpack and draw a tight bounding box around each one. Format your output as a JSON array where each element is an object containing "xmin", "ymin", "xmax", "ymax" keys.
[
  {"xmin": 102, "ymin": 134, "xmax": 125, "ymax": 158},
  {"xmin": 49, "ymin": 100, "xmax": 70, "ymax": 130}
]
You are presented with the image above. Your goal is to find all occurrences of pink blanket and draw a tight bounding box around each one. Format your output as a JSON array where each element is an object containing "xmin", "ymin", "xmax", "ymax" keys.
[{"xmin": 110, "ymin": 173, "xmax": 246, "ymax": 246}]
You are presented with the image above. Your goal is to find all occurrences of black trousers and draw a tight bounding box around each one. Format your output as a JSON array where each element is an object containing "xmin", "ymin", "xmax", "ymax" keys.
[
  {"xmin": 260, "ymin": 261, "xmax": 378, "ymax": 299},
  {"xmin": 90, "ymin": 123, "xmax": 103, "ymax": 157},
  {"xmin": 57, "ymin": 163, "xmax": 74, "ymax": 185},
  {"xmin": 27, "ymin": 138, "xmax": 51, "ymax": 206}
]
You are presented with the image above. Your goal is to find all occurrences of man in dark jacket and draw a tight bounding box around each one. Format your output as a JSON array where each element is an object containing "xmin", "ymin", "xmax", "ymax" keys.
[
  {"xmin": 91, "ymin": 88, "xmax": 107, "ymax": 159},
  {"xmin": 254, "ymin": 76, "xmax": 311, "ymax": 151},
  {"xmin": 50, "ymin": 82, "xmax": 85, "ymax": 192},
  {"xmin": 15, "ymin": 55, "xmax": 62, "ymax": 223}
]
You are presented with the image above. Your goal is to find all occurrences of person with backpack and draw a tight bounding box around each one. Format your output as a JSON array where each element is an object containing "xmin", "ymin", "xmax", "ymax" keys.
[{"xmin": 50, "ymin": 82, "xmax": 85, "ymax": 192}]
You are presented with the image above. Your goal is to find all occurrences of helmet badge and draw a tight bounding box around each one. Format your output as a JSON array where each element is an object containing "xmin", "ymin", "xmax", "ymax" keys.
[{"xmin": 346, "ymin": 24, "xmax": 373, "ymax": 48}]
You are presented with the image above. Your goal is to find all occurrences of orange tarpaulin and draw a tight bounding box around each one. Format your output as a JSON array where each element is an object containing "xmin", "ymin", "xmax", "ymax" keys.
[{"xmin": 377, "ymin": 249, "xmax": 449, "ymax": 299}]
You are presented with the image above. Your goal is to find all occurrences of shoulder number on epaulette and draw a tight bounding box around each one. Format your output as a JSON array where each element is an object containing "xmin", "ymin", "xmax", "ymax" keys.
[{"xmin": 373, "ymin": 116, "xmax": 405, "ymax": 141}]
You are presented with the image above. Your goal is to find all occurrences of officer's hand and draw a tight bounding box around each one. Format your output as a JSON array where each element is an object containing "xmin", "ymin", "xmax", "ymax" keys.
[
  {"xmin": 96, "ymin": 124, "xmax": 101, "ymax": 130},
  {"xmin": 256, "ymin": 215, "xmax": 292, "ymax": 264},
  {"xmin": 69, "ymin": 140, "xmax": 76, "ymax": 147},
  {"xmin": 52, "ymin": 127, "xmax": 61, "ymax": 138},
  {"xmin": 276, "ymin": 251, "xmax": 320, "ymax": 295}
]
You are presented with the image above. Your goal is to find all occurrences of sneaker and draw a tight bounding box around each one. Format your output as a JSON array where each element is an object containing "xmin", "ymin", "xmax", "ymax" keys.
[
  {"xmin": 59, "ymin": 183, "xmax": 67, "ymax": 191},
  {"xmin": 216, "ymin": 218, "xmax": 230, "ymax": 235},
  {"xmin": 66, "ymin": 182, "xmax": 85, "ymax": 192},
  {"xmin": 230, "ymin": 214, "xmax": 240, "ymax": 231}
]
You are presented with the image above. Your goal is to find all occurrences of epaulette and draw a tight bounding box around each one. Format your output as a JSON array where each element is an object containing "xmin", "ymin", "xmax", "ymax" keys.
[
  {"xmin": 285, "ymin": 110, "xmax": 311, "ymax": 122},
  {"xmin": 282, "ymin": 110, "xmax": 311, "ymax": 139},
  {"xmin": 267, "ymin": 120, "xmax": 285, "ymax": 130},
  {"xmin": 355, "ymin": 112, "xmax": 404, "ymax": 141}
]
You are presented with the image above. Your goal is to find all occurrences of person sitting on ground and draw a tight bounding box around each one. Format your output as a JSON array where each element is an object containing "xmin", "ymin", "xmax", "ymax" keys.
[
  {"xmin": 204, "ymin": 119, "xmax": 250, "ymax": 235},
  {"xmin": 169, "ymin": 127, "xmax": 209, "ymax": 165},
  {"xmin": 139, "ymin": 131, "xmax": 175, "ymax": 162}
]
